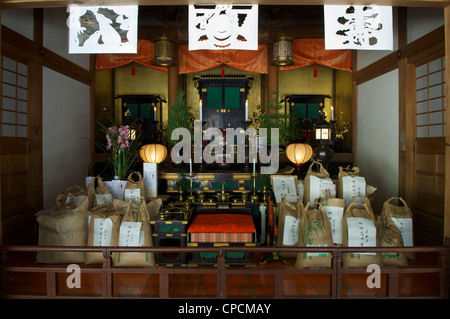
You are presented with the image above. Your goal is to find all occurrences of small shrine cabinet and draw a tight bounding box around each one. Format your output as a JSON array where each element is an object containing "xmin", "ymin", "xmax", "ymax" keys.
[
  {"xmin": 195, "ymin": 76, "xmax": 252, "ymax": 130},
  {"xmin": 116, "ymin": 94, "xmax": 165, "ymax": 144}
]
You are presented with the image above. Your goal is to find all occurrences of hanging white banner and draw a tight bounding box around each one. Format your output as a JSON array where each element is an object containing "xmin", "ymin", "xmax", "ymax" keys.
[
  {"xmin": 188, "ymin": 5, "xmax": 258, "ymax": 51},
  {"xmin": 68, "ymin": 5, "xmax": 138, "ymax": 54},
  {"xmin": 324, "ymin": 5, "xmax": 393, "ymax": 50}
]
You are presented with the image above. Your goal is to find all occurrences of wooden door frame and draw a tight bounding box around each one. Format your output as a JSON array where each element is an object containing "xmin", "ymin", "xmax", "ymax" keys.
[
  {"xmin": 0, "ymin": 26, "xmax": 43, "ymax": 244},
  {"xmin": 353, "ymin": 11, "xmax": 449, "ymax": 245},
  {"xmin": 444, "ymin": 7, "xmax": 450, "ymax": 246},
  {"xmin": 0, "ymin": 9, "xmax": 95, "ymax": 243}
]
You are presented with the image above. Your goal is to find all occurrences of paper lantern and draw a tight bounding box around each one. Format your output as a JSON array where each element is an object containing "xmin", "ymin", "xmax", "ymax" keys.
[
  {"xmin": 286, "ymin": 143, "xmax": 313, "ymax": 167},
  {"xmin": 140, "ymin": 144, "xmax": 167, "ymax": 163},
  {"xmin": 286, "ymin": 143, "xmax": 313, "ymax": 179},
  {"xmin": 154, "ymin": 35, "xmax": 175, "ymax": 67}
]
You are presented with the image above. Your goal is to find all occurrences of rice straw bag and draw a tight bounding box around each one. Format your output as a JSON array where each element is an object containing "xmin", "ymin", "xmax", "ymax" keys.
[
  {"xmin": 53, "ymin": 185, "xmax": 87, "ymax": 209},
  {"xmin": 112, "ymin": 197, "xmax": 155, "ymax": 267},
  {"xmin": 320, "ymin": 198, "xmax": 346, "ymax": 246},
  {"xmin": 36, "ymin": 197, "xmax": 89, "ymax": 264},
  {"xmin": 146, "ymin": 198, "xmax": 163, "ymax": 221},
  {"xmin": 378, "ymin": 214, "xmax": 408, "ymax": 266},
  {"xmin": 296, "ymin": 202, "xmax": 333, "ymax": 268},
  {"xmin": 303, "ymin": 161, "xmax": 335, "ymax": 208},
  {"xmin": 342, "ymin": 201, "xmax": 383, "ymax": 267},
  {"xmin": 338, "ymin": 166, "xmax": 366, "ymax": 206},
  {"xmin": 124, "ymin": 171, "xmax": 146, "ymax": 204},
  {"xmin": 276, "ymin": 195, "xmax": 304, "ymax": 258},
  {"xmin": 85, "ymin": 200, "xmax": 127, "ymax": 265},
  {"xmin": 381, "ymin": 197, "xmax": 414, "ymax": 261},
  {"xmin": 87, "ymin": 176, "xmax": 112, "ymax": 209}
]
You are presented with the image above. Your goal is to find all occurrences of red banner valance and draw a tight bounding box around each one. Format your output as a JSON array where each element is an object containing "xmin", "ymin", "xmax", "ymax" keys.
[
  {"xmin": 279, "ymin": 39, "xmax": 352, "ymax": 72},
  {"xmin": 95, "ymin": 39, "xmax": 352, "ymax": 74},
  {"xmin": 178, "ymin": 44, "xmax": 268, "ymax": 74},
  {"xmin": 95, "ymin": 39, "xmax": 167, "ymax": 72}
]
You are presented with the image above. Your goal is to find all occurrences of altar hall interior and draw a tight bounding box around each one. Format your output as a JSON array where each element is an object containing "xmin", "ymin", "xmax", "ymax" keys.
[{"xmin": 0, "ymin": 1, "xmax": 449, "ymax": 299}]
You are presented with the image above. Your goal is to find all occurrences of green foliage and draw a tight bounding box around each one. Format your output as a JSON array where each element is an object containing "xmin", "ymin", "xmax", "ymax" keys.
[
  {"xmin": 258, "ymin": 91, "xmax": 294, "ymax": 146},
  {"xmin": 175, "ymin": 167, "xmax": 189, "ymax": 190},
  {"xmin": 165, "ymin": 90, "xmax": 193, "ymax": 146}
]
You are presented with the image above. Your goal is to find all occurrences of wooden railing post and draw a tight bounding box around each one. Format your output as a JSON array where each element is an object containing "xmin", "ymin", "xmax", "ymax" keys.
[
  {"xmin": 387, "ymin": 273, "xmax": 399, "ymax": 298},
  {"xmin": 103, "ymin": 248, "xmax": 112, "ymax": 298},
  {"xmin": 330, "ymin": 248, "xmax": 337, "ymax": 298},
  {"xmin": 46, "ymin": 270, "xmax": 56, "ymax": 298},
  {"xmin": 159, "ymin": 272, "xmax": 169, "ymax": 298},
  {"xmin": 217, "ymin": 248, "xmax": 226, "ymax": 298},
  {"xmin": 274, "ymin": 273, "xmax": 284, "ymax": 298},
  {"xmin": 439, "ymin": 247, "xmax": 449, "ymax": 297},
  {"xmin": 335, "ymin": 249, "xmax": 342, "ymax": 299},
  {"xmin": 0, "ymin": 249, "xmax": 7, "ymax": 297}
]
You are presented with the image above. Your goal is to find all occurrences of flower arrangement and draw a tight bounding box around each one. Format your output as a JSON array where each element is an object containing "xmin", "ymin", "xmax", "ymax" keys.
[{"xmin": 97, "ymin": 121, "xmax": 143, "ymax": 180}]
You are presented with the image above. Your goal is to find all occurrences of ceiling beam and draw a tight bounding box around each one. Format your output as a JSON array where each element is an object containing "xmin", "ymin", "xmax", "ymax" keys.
[{"xmin": 1, "ymin": 0, "xmax": 449, "ymax": 9}]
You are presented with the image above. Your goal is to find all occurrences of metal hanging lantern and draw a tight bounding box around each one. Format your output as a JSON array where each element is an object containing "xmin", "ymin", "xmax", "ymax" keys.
[
  {"xmin": 313, "ymin": 119, "xmax": 334, "ymax": 165},
  {"xmin": 154, "ymin": 35, "xmax": 175, "ymax": 67},
  {"xmin": 272, "ymin": 35, "xmax": 294, "ymax": 66}
]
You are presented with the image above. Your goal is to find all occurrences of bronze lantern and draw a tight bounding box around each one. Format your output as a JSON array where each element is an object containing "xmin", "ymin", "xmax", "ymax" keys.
[
  {"xmin": 154, "ymin": 35, "xmax": 175, "ymax": 67},
  {"xmin": 272, "ymin": 35, "xmax": 294, "ymax": 66}
]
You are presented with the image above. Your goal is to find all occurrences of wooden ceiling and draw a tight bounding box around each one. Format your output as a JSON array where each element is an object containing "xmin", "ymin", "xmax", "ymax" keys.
[
  {"xmin": 0, "ymin": 0, "xmax": 449, "ymax": 10},
  {"xmin": 1, "ymin": 1, "xmax": 448, "ymax": 44}
]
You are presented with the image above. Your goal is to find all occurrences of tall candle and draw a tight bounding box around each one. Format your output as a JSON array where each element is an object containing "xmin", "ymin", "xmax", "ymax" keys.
[
  {"xmin": 189, "ymin": 158, "xmax": 192, "ymax": 175},
  {"xmin": 331, "ymin": 106, "xmax": 334, "ymax": 121},
  {"xmin": 199, "ymin": 99, "xmax": 203, "ymax": 121},
  {"xmin": 245, "ymin": 99, "xmax": 248, "ymax": 120},
  {"xmin": 253, "ymin": 158, "xmax": 256, "ymax": 173},
  {"xmin": 153, "ymin": 106, "xmax": 157, "ymax": 121}
]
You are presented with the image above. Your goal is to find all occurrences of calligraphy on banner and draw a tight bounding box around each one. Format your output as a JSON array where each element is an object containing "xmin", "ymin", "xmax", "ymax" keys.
[
  {"xmin": 188, "ymin": 5, "xmax": 258, "ymax": 51},
  {"xmin": 324, "ymin": 5, "xmax": 393, "ymax": 50}
]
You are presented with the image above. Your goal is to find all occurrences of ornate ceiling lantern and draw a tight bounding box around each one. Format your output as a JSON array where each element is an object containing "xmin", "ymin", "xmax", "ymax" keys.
[
  {"xmin": 272, "ymin": 34, "xmax": 294, "ymax": 66},
  {"xmin": 154, "ymin": 35, "xmax": 175, "ymax": 67}
]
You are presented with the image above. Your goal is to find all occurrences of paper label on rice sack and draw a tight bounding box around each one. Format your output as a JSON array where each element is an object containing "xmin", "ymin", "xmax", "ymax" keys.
[
  {"xmin": 85, "ymin": 176, "xmax": 94, "ymax": 189},
  {"xmin": 119, "ymin": 221, "xmax": 142, "ymax": 247},
  {"xmin": 64, "ymin": 193, "xmax": 87, "ymax": 208},
  {"xmin": 297, "ymin": 180, "xmax": 304, "ymax": 200},
  {"xmin": 272, "ymin": 176, "xmax": 297, "ymax": 203},
  {"xmin": 346, "ymin": 217, "xmax": 376, "ymax": 255},
  {"xmin": 309, "ymin": 176, "xmax": 335, "ymax": 203},
  {"xmin": 104, "ymin": 180, "xmax": 127, "ymax": 200},
  {"xmin": 391, "ymin": 217, "xmax": 413, "ymax": 246},
  {"xmin": 283, "ymin": 215, "xmax": 299, "ymax": 246},
  {"xmin": 323, "ymin": 206, "xmax": 344, "ymax": 244},
  {"xmin": 124, "ymin": 188, "xmax": 141, "ymax": 204},
  {"xmin": 93, "ymin": 218, "xmax": 113, "ymax": 246},
  {"xmin": 95, "ymin": 193, "xmax": 113, "ymax": 205},
  {"xmin": 307, "ymin": 244, "xmax": 329, "ymax": 257},
  {"xmin": 342, "ymin": 176, "xmax": 366, "ymax": 206}
]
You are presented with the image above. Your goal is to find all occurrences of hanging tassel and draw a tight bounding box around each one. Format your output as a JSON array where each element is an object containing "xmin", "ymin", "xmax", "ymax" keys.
[
  {"xmin": 313, "ymin": 64, "xmax": 317, "ymax": 78},
  {"xmin": 221, "ymin": 64, "xmax": 225, "ymax": 78},
  {"xmin": 131, "ymin": 62, "xmax": 135, "ymax": 76}
]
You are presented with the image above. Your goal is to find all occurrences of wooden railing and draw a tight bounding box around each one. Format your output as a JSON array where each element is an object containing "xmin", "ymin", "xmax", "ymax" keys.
[{"xmin": 1, "ymin": 245, "xmax": 448, "ymax": 299}]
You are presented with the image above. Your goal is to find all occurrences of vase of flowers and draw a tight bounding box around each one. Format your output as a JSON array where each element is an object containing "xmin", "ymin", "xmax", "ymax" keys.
[{"xmin": 97, "ymin": 121, "xmax": 143, "ymax": 180}]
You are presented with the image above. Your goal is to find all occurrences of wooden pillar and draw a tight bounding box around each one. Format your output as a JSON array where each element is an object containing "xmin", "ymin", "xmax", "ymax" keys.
[
  {"xmin": 268, "ymin": 21, "xmax": 279, "ymax": 113},
  {"xmin": 0, "ymin": 9, "xmax": 2, "ymax": 245},
  {"xmin": 443, "ymin": 6, "xmax": 450, "ymax": 245},
  {"xmin": 89, "ymin": 55, "xmax": 96, "ymax": 165},
  {"xmin": 398, "ymin": 7, "xmax": 415, "ymax": 203},
  {"xmin": 351, "ymin": 52, "xmax": 358, "ymax": 166},
  {"xmin": 167, "ymin": 22, "xmax": 179, "ymax": 115}
]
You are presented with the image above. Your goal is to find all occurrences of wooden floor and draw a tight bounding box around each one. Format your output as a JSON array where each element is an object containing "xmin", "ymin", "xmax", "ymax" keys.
[{"xmin": 1, "ymin": 249, "xmax": 444, "ymax": 298}]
